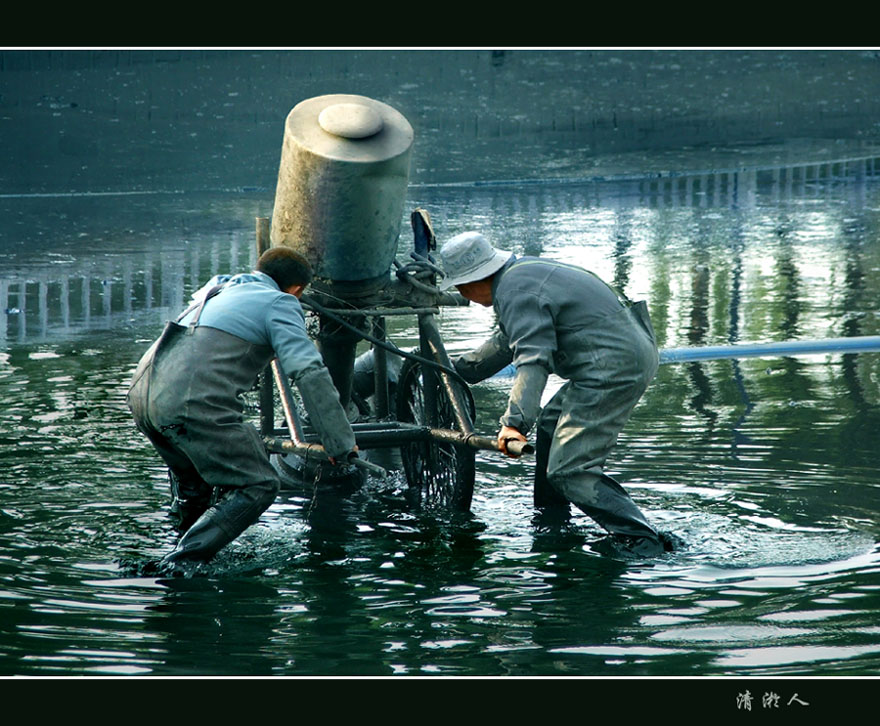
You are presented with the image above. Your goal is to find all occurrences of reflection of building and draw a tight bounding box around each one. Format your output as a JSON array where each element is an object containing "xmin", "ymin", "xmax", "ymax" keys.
[
  {"xmin": 597, "ymin": 154, "xmax": 880, "ymax": 209},
  {"xmin": 1, "ymin": 234, "xmax": 256, "ymax": 347},
  {"xmin": 2, "ymin": 153, "xmax": 879, "ymax": 349}
]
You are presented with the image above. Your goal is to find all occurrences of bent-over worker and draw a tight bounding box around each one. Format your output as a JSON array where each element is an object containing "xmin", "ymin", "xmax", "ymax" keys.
[
  {"xmin": 128, "ymin": 247, "xmax": 356, "ymax": 572},
  {"xmin": 439, "ymin": 231, "xmax": 668, "ymax": 555}
]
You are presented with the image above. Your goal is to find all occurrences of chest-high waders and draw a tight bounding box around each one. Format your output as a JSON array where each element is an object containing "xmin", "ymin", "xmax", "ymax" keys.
[
  {"xmin": 127, "ymin": 286, "xmax": 281, "ymax": 570},
  {"xmin": 531, "ymin": 297, "xmax": 668, "ymax": 554}
]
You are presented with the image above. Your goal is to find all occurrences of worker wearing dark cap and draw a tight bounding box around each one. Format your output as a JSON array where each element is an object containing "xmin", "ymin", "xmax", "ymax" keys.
[{"xmin": 128, "ymin": 247, "xmax": 356, "ymax": 572}]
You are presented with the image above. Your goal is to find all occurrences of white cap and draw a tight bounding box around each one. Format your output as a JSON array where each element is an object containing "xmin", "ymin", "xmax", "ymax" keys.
[{"xmin": 438, "ymin": 232, "xmax": 512, "ymax": 291}]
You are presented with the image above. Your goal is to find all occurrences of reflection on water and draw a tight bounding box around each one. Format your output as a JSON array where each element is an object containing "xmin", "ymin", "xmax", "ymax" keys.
[
  {"xmin": 4, "ymin": 154, "xmax": 880, "ymax": 350},
  {"xmin": 2, "ymin": 150, "xmax": 880, "ymax": 677}
]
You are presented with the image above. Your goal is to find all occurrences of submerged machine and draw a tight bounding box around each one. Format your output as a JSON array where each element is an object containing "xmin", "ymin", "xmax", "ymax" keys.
[{"xmin": 254, "ymin": 94, "xmax": 528, "ymax": 511}]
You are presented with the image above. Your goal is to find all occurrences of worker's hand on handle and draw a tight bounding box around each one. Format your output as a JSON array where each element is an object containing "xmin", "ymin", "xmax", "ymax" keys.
[{"xmin": 497, "ymin": 426, "xmax": 528, "ymax": 458}]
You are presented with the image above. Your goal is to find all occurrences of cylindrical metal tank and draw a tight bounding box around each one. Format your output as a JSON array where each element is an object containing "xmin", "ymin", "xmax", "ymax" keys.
[{"xmin": 269, "ymin": 94, "xmax": 414, "ymax": 298}]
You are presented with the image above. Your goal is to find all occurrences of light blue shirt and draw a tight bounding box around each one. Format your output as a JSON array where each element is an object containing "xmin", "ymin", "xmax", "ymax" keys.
[{"xmin": 179, "ymin": 271, "xmax": 325, "ymax": 381}]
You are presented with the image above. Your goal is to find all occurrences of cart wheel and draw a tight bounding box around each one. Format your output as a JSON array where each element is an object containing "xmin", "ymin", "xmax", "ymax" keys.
[{"xmin": 396, "ymin": 357, "xmax": 476, "ymax": 511}]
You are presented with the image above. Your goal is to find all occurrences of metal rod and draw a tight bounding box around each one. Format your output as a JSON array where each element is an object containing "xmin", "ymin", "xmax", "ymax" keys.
[
  {"xmin": 372, "ymin": 316, "xmax": 390, "ymax": 419},
  {"xmin": 419, "ymin": 312, "xmax": 476, "ymax": 435},
  {"xmin": 350, "ymin": 421, "xmax": 418, "ymax": 431},
  {"xmin": 659, "ymin": 335, "xmax": 880, "ymax": 364},
  {"xmin": 270, "ymin": 358, "xmax": 305, "ymax": 444},
  {"xmin": 256, "ymin": 216, "xmax": 274, "ymax": 435},
  {"xmin": 284, "ymin": 425, "xmax": 423, "ymax": 448},
  {"xmin": 264, "ymin": 437, "xmax": 388, "ymax": 479},
  {"xmin": 267, "ymin": 359, "xmax": 388, "ymax": 479},
  {"xmin": 273, "ymin": 421, "xmax": 533, "ymax": 457},
  {"xmin": 418, "ymin": 312, "xmax": 440, "ymax": 428},
  {"xmin": 302, "ymin": 306, "xmax": 441, "ymax": 316},
  {"xmin": 431, "ymin": 430, "xmax": 534, "ymax": 457}
]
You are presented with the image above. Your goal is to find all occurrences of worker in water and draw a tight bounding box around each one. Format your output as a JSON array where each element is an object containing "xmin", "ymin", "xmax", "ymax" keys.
[
  {"xmin": 439, "ymin": 231, "xmax": 669, "ymax": 556},
  {"xmin": 127, "ymin": 247, "xmax": 357, "ymax": 572}
]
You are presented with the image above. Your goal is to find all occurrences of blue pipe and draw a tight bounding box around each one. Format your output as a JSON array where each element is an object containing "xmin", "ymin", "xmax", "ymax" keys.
[
  {"xmin": 658, "ymin": 336, "xmax": 880, "ymax": 364},
  {"xmin": 489, "ymin": 336, "xmax": 880, "ymax": 377}
]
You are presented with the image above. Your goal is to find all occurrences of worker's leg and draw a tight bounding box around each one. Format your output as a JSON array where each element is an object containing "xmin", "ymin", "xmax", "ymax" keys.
[
  {"xmin": 158, "ymin": 418, "xmax": 280, "ymax": 568},
  {"xmin": 161, "ymin": 481, "xmax": 278, "ymax": 568},
  {"xmin": 547, "ymin": 380, "xmax": 661, "ymax": 544},
  {"xmin": 129, "ymin": 388, "xmax": 213, "ymax": 533},
  {"xmin": 533, "ymin": 386, "xmax": 571, "ymax": 512}
]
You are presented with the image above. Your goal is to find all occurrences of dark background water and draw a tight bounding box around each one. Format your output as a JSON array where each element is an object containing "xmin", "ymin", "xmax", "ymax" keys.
[{"xmin": 3, "ymin": 50, "xmax": 880, "ymax": 704}]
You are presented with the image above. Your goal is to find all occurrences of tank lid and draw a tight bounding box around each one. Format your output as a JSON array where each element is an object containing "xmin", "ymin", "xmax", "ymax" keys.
[
  {"xmin": 285, "ymin": 94, "xmax": 413, "ymax": 163},
  {"xmin": 318, "ymin": 102, "xmax": 384, "ymax": 139}
]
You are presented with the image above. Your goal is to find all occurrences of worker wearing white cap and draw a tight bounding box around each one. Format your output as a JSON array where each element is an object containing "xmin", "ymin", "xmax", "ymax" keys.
[{"xmin": 439, "ymin": 231, "xmax": 668, "ymax": 556}]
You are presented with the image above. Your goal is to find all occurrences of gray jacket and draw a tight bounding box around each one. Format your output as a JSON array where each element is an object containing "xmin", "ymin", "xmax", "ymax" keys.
[{"xmin": 455, "ymin": 256, "xmax": 658, "ymax": 434}]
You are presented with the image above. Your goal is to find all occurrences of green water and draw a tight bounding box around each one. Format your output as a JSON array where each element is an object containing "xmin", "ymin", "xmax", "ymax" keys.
[{"xmin": 2, "ymin": 163, "xmax": 880, "ymax": 683}]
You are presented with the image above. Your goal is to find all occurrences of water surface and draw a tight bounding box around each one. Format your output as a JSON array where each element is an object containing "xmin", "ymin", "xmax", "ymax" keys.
[{"xmin": 2, "ymin": 150, "xmax": 880, "ymax": 683}]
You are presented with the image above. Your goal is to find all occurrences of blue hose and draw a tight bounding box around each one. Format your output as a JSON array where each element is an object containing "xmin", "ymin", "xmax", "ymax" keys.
[
  {"xmin": 488, "ymin": 336, "xmax": 880, "ymax": 377},
  {"xmin": 658, "ymin": 336, "xmax": 880, "ymax": 364}
]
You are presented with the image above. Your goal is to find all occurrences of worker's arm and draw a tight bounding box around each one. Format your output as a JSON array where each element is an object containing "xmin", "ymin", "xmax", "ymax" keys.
[
  {"xmin": 267, "ymin": 297, "xmax": 356, "ymax": 460},
  {"xmin": 295, "ymin": 366, "xmax": 357, "ymax": 460},
  {"xmin": 452, "ymin": 328, "xmax": 513, "ymax": 384},
  {"xmin": 495, "ymin": 289, "xmax": 555, "ymax": 437},
  {"xmin": 498, "ymin": 363, "xmax": 549, "ymax": 438}
]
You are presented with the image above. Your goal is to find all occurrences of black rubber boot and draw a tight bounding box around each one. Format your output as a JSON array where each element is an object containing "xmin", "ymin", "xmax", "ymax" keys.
[
  {"xmin": 609, "ymin": 533, "xmax": 669, "ymax": 557},
  {"xmin": 160, "ymin": 481, "xmax": 278, "ymax": 573},
  {"xmin": 160, "ymin": 508, "xmax": 234, "ymax": 571},
  {"xmin": 551, "ymin": 470, "xmax": 667, "ymax": 556}
]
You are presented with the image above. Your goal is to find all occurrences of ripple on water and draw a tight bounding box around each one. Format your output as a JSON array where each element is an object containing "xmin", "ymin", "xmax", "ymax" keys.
[{"xmin": 646, "ymin": 506, "xmax": 878, "ymax": 570}]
